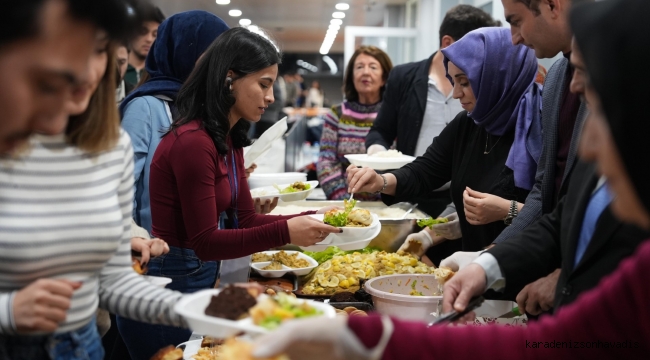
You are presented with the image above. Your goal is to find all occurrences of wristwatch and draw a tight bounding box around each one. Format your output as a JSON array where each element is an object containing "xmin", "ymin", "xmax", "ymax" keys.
[{"xmin": 504, "ymin": 200, "xmax": 518, "ymax": 226}]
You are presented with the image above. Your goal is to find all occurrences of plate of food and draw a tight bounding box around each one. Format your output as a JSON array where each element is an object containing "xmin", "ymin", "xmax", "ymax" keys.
[
  {"xmin": 345, "ymin": 151, "xmax": 416, "ymax": 171},
  {"xmin": 250, "ymin": 250, "xmax": 318, "ymax": 278},
  {"xmin": 249, "ymin": 180, "xmax": 318, "ymax": 202},
  {"xmin": 174, "ymin": 285, "xmax": 335, "ymax": 339}
]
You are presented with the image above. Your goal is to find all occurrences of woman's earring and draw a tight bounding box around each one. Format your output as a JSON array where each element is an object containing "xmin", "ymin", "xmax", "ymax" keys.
[{"xmin": 226, "ymin": 76, "xmax": 233, "ymax": 92}]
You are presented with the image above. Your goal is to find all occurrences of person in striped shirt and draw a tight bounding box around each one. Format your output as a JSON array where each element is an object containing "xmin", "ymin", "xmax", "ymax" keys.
[{"xmin": 0, "ymin": 7, "xmax": 192, "ymax": 359}]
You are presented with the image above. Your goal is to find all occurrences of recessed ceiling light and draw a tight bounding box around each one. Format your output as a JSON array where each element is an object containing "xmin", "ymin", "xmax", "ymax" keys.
[
  {"xmin": 216, "ymin": 0, "xmax": 230, "ymax": 4},
  {"xmin": 248, "ymin": 25, "xmax": 259, "ymax": 33},
  {"xmin": 328, "ymin": 24, "xmax": 340, "ymax": 31},
  {"xmin": 239, "ymin": 18, "xmax": 251, "ymax": 26},
  {"xmin": 330, "ymin": 19, "xmax": 343, "ymax": 25},
  {"xmin": 229, "ymin": 9, "xmax": 242, "ymax": 17},
  {"xmin": 332, "ymin": 12, "xmax": 345, "ymax": 19},
  {"xmin": 335, "ymin": 3, "xmax": 350, "ymax": 10}
]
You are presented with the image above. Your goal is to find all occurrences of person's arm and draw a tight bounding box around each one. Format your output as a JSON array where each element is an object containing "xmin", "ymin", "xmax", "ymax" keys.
[
  {"xmin": 97, "ymin": 134, "xmax": 185, "ymax": 327},
  {"xmin": 317, "ymin": 110, "xmax": 349, "ymax": 200},
  {"xmin": 365, "ymin": 68, "xmax": 403, "ymax": 150},
  {"xmin": 120, "ymin": 97, "xmax": 154, "ymax": 221},
  {"xmin": 349, "ymin": 240, "xmax": 650, "ymax": 360},
  {"xmin": 168, "ymin": 132, "xmax": 292, "ymax": 261},
  {"xmin": 381, "ymin": 113, "xmax": 460, "ymax": 204}
]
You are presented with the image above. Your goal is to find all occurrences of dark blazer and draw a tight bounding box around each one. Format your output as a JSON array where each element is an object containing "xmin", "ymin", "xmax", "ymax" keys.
[
  {"xmin": 493, "ymin": 57, "xmax": 588, "ymax": 244},
  {"xmin": 487, "ymin": 160, "xmax": 650, "ymax": 308},
  {"xmin": 365, "ymin": 53, "xmax": 435, "ymax": 156}
]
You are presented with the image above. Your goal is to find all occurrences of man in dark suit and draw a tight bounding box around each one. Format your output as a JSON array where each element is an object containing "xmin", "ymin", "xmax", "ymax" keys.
[{"xmin": 485, "ymin": 160, "xmax": 649, "ymax": 310}]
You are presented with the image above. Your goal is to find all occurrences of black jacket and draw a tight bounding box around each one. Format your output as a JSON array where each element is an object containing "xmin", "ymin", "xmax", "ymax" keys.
[
  {"xmin": 365, "ymin": 54, "xmax": 435, "ymax": 156},
  {"xmin": 487, "ymin": 160, "xmax": 650, "ymax": 308}
]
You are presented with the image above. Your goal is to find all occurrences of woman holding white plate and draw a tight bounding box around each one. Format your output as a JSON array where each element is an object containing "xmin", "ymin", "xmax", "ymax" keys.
[{"xmin": 347, "ymin": 28, "xmax": 542, "ymax": 256}]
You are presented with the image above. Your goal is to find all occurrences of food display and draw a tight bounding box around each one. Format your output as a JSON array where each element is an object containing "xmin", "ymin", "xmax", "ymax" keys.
[
  {"xmin": 301, "ymin": 251, "xmax": 436, "ymax": 295},
  {"xmin": 280, "ymin": 181, "xmax": 310, "ymax": 194},
  {"xmin": 151, "ymin": 345, "xmax": 183, "ymax": 360},
  {"xmin": 191, "ymin": 338, "xmax": 288, "ymax": 360},
  {"xmin": 369, "ymin": 149, "xmax": 404, "ymax": 158},
  {"xmin": 334, "ymin": 306, "xmax": 369, "ymax": 317},
  {"xmin": 252, "ymin": 250, "xmax": 310, "ymax": 269},
  {"xmin": 262, "ymin": 261, "xmax": 283, "ymax": 270},
  {"xmin": 272, "ymin": 204, "xmax": 421, "ymax": 220},
  {"xmin": 204, "ymin": 285, "xmax": 321, "ymax": 329}
]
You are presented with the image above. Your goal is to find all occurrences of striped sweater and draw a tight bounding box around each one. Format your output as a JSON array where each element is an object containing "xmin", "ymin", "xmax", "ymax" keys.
[
  {"xmin": 0, "ymin": 131, "xmax": 184, "ymax": 335},
  {"xmin": 317, "ymin": 101, "xmax": 382, "ymax": 201}
]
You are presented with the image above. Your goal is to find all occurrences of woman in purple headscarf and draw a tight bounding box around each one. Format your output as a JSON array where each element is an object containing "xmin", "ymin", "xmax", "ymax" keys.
[{"xmin": 347, "ymin": 27, "xmax": 542, "ymax": 256}]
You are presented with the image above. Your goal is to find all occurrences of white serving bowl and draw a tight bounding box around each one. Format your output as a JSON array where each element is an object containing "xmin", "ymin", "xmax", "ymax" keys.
[
  {"xmin": 249, "ymin": 180, "xmax": 319, "ymax": 202},
  {"xmin": 250, "ymin": 251, "xmax": 318, "ymax": 277},
  {"xmin": 248, "ymin": 172, "xmax": 307, "ymax": 190},
  {"xmin": 364, "ymin": 274, "xmax": 442, "ymax": 323}
]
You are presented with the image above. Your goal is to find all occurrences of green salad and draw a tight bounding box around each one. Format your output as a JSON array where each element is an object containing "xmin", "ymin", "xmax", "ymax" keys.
[
  {"xmin": 323, "ymin": 198, "xmax": 357, "ymax": 226},
  {"xmin": 279, "ymin": 182, "xmax": 311, "ymax": 194},
  {"xmin": 258, "ymin": 293, "xmax": 322, "ymax": 330},
  {"xmin": 303, "ymin": 245, "xmax": 380, "ymax": 264},
  {"xmin": 417, "ymin": 217, "xmax": 449, "ymax": 229}
]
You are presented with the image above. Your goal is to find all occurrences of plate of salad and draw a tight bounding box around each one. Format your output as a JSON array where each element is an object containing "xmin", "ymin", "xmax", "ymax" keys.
[{"xmin": 249, "ymin": 180, "xmax": 318, "ymax": 202}]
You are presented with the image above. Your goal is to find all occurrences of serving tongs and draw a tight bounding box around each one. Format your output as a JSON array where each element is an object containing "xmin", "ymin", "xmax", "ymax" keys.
[{"xmin": 428, "ymin": 295, "xmax": 485, "ymax": 326}]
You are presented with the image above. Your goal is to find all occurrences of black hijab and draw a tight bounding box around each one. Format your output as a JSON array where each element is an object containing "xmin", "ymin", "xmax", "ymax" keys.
[{"xmin": 571, "ymin": 0, "xmax": 650, "ymax": 211}]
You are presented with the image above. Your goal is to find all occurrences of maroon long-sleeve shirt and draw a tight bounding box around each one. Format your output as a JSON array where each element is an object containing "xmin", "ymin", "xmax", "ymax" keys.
[
  {"xmin": 349, "ymin": 238, "xmax": 650, "ymax": 359},
  {"xmin": 149, "ymin": 120, "xmax": 306, "ymax": 261}
]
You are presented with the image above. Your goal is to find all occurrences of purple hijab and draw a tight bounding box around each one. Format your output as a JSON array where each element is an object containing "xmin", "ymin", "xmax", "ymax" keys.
[{"xmin": 442, "ymin": 27, "xmax": 542, "ymax": 191}]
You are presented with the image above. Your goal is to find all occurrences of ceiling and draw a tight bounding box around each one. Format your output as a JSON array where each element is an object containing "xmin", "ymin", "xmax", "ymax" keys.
[{"xmin": 150, "ymin": 0, "xmax": 409, "ymax": 53}]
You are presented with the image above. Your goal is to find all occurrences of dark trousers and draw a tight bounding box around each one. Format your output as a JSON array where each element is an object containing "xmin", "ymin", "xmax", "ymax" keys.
[{"xmin": 117, "ymin": 247, "xmax": 219, "ymax": 360}]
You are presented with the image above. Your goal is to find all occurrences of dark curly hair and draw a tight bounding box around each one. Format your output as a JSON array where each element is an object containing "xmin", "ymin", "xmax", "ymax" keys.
[
  {"xmin": 170, "ymin": 27, "xmax": 282, "ymax": 155},
  {"xmin": 439, "ymin": 5, "xmax": 499, "ymax": 46}
]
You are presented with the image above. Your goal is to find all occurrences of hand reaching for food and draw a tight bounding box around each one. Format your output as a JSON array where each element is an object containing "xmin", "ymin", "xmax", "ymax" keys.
[
  {"xmin": 253, "ymin": 316, "xmax": 391, "ymax": 360},
  {"xmin": 430, "ymin": 212, "xmax": 462, "ymax": 240},
  {"xmin": 287, "ymin": 216, "xmax": 342, "ymax": 247},
  {"xmin": 397, "ymin": 230, "xmax": 434, "ymax": 258},
  {"xmin": 345, "ymin": 165, "xmax": 395, "ymax": 194}
]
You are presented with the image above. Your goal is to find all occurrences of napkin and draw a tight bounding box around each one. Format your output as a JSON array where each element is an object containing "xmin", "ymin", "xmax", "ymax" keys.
[{"xmin": 244, "ymin": 117, "xmax": 288, "ymax": 168}]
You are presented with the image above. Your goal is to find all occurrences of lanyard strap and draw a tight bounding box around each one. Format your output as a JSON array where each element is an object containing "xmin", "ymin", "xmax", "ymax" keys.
[{"xmin": 225, "ymin": 150, "xmax": 239, "ymax": 229}]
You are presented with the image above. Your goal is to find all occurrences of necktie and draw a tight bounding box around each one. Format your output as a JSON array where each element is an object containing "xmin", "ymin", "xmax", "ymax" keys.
[{"xmin": 574, "ymin": 183, "xmax": 613, "ymax": 267}]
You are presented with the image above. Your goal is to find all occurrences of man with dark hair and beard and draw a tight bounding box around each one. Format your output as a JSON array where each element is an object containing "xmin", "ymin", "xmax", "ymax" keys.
[{"xmin": 124, "ymin": 4, "xmax": 164, "ymax": 87}]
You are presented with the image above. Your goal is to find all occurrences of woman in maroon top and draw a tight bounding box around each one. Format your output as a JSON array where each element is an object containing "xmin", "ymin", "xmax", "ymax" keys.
[{"xmin": 252, "ymin": 1, "xmax": 650, "ymax": 359}]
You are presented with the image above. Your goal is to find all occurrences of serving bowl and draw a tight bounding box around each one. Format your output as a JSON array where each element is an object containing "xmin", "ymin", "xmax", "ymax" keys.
[
  {"xmin": 250, "ymin": 251, "xmax": 318, "ymax": 277},
  {"xmin": 364, "ymin": 274, "xmax": 443, "ymax": 323}
]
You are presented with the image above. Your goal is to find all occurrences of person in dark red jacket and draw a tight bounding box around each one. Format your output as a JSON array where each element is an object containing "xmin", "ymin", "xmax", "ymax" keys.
[{"xmin": 252, "ymin": 1, "xmax": 650, "ymax": 359}]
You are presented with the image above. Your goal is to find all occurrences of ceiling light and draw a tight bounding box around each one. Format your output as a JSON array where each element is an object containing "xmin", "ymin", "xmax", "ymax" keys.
[
  {"xmin": 332, "ymin": 12, "xmax": 346, "ymax": 19},
  {"xmin": 328, "ymin": 24, "xmax": 340, "ymax": 31},
  {"xmin": 330, "ymin": 19, "xmax": 343, "ymax": 25},
  {"xmin": 229, "ymin": 9, "xmax": 242, "ymax": 17},
  {"xmin": 216, "ymin": 0, "xmax": 230, "ymax": 4},
  {"xmin": 248, "ymin": 25, "xmax": 259, "ymax": 33},
  {"xmin": 335, "ymin": 3, "xmax": 350, "ymax": 10},
  {"xmin": 239, "ymin": 18, "xmax": 251, "ymax": 26}
]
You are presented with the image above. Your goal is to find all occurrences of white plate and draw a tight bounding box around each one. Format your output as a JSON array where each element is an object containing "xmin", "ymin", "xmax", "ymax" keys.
[
  {"xmin": 177, "ymin": 339, "xmax": 202, "ymax": 359},
  {"xmin": 345, "ymin": 154, "xmax": 416, "ymax": 171},
  {"xmin": 174, "ymin": 288, "xmax": 336, "ymax": 338},
  {"xmin": 142, "ymin": 275, "xmax": 172, "ymax": 288},
  {"xmin": 249, "ymin": 180, "xmax": 319, "ymax": 202},
  {"xmin": 299, "ymin": 214, "xmax": 382, "ymax": 251},
  {"xmin": 250, "ymin": 251, "xmax": 318, "ymax": 277},
  {"xmin": 244, "ymin": 117, "xmax": 287, "ymax": 168}
]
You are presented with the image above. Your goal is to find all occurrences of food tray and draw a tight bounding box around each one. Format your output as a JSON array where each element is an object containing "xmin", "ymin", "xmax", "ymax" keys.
[{"xmin": 250, "ymin": 250, "xmax": 318, "ymax": 277}]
